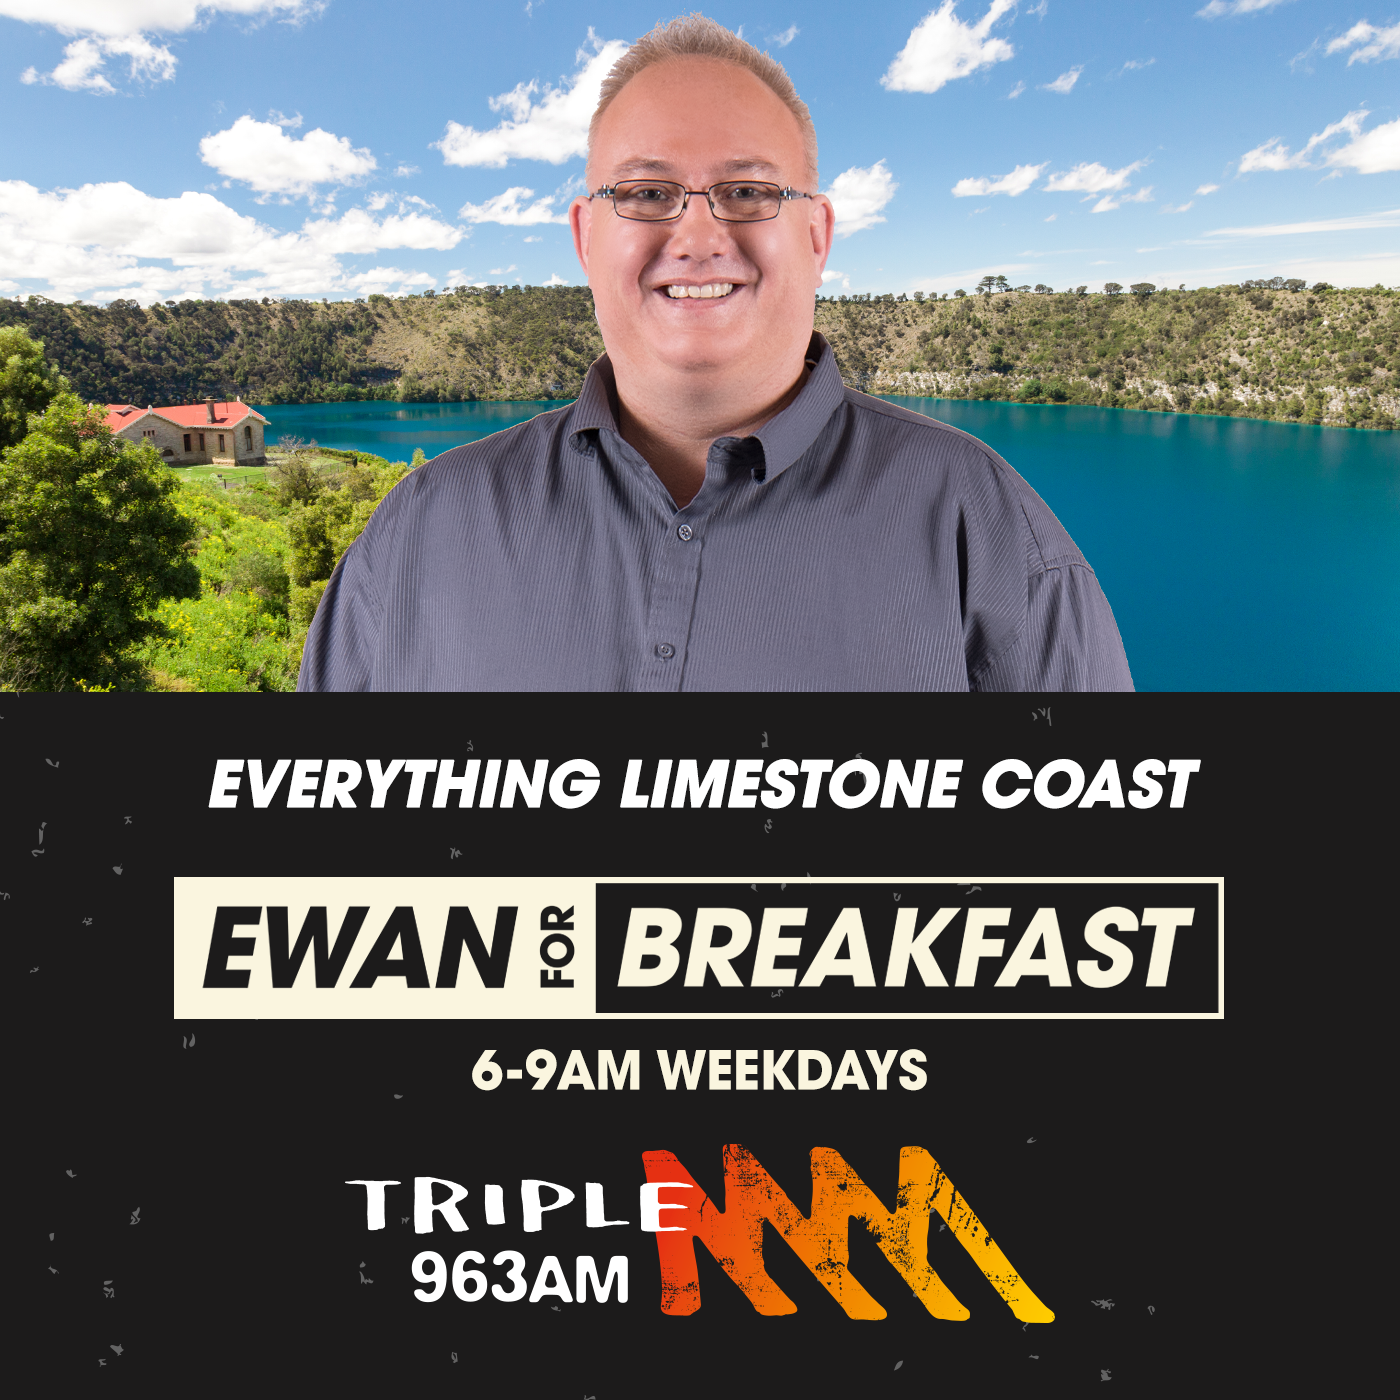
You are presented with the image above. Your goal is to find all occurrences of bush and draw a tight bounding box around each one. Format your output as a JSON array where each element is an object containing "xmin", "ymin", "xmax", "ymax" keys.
[
  {"xmin": 136, "ymin": 586, "xmax": 298, "ymax": 692},
  {"xmin": 0, "ymin": 393, "xmax": 199, "ymax": 690}
]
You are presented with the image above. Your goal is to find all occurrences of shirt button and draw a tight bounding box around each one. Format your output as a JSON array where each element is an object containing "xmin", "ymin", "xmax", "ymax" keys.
[
  {"xmin": 656, "ymin": 642, "xmax": 676, "ymax": 659},
  {"xmin": 677, "ymin": 523, "xmax": 693, "ymax": 541}
]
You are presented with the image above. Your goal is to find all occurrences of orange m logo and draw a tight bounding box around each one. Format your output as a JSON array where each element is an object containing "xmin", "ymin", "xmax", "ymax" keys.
[{"xmin": 642, "ymin": 1144, "xmax": 1053, "ymax": 1322}]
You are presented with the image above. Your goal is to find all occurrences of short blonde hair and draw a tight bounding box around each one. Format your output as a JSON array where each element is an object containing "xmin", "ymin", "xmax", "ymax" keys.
[{"xmin": 589, "ymin": 13, "xmax": 818, "ymax": 185}]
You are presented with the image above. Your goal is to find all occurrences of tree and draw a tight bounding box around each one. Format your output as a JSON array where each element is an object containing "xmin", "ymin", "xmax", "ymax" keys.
[
  {"xmin": 953, "ymin": 289, "xmax": 967, "ymax": 298},
  {"xmin": 994, "ymin": 275, "xmax": 1010, "ymax": 293},
  {"xmin": 976, "ymin": 276, "xmax": 997, "ymax": 297},
  {"xmin": 1130, "ymin": 283, "xmax": 1156, "ymax": 298},
  {"xmin": 913, "ymin": 290, "xmax": 925, "ymax": 302},
  {"xmin": 0, "ymin": 393, "xmax": 199, "ymax": 690},
  {"xmin": 1034, "ymin": 284, "xmax": 1053, "ymax": 294},
  {"xmin": 1074, "ymin": 286, "xmax": 1088, "ymax": 296},
  {"xmin": 1104, "ymin": 283, "xmax": 1124, "ymax": 295},
  {"xmin": 1, "ymin": 325, "xmax": 70, "ymax": 452}
]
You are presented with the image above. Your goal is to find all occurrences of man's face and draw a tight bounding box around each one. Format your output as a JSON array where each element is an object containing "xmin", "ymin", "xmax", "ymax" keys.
[{"xmin": 572, "ymin": 57, "xmax": 834, "ymax": 380}]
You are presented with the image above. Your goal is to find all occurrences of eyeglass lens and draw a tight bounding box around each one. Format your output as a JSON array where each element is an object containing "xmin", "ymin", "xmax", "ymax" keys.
[{"xmin": 611, "ymin": 181, "xmax": 784, "ymax": 222}]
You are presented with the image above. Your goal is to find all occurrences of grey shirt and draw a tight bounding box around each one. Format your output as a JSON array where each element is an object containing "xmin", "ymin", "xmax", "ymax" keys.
[{"xmin": 299, "ymin": 335, "xmax": 1133, "ymax": 692}]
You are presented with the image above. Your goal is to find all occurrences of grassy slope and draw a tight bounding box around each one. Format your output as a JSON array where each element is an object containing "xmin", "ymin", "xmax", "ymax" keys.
[{"xmin": 2, "ymin": 283, "xmax": 1394, "ymax": 428}]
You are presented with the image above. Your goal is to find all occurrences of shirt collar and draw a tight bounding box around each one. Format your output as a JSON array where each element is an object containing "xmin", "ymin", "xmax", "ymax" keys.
[{"xmin": 568, "ymin": 332, "xmax": 845, "ymax": 484}]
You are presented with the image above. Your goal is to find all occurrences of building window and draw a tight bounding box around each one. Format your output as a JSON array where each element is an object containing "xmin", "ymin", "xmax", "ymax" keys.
[
  {"xmin": 218, "ymin": 433, "xmax": 225, "ymax": 453},
  {"xmin": 245, "ymin": 425, "xmax": 253, "ymax": 450},
  {"xmin": 184, "ymin": 433, "xmax": 192, "ymax": 452},
  {"xmin": 198, "ymin": 433, "xmax": 205, "ymax": 451}
]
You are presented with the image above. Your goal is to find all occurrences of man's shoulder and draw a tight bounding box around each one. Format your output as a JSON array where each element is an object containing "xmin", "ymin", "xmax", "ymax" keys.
[
  {"xmin": 837, "ymin": 387, "xmax": 1087, "ymax": 574},
  {"xmin": 839, "ymin": 385, "xmax": 1010, "ymax": 467}
]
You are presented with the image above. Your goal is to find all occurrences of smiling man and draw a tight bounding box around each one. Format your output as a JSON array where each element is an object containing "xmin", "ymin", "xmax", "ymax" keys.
[{"xmin": 300, "ymin": 15, "xmax": 1133, "ymax": 692}]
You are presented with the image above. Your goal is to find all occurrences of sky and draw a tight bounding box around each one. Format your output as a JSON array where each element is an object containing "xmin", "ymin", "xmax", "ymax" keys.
[{"xmin": 0, "ymin": 0, "xmax": 1396, "ymax": 304}]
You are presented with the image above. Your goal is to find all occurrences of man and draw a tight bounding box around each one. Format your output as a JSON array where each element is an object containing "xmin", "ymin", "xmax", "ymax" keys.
[{"xmin": 300, "ymin": 16, "xmax": 1132, "ymax": 691}]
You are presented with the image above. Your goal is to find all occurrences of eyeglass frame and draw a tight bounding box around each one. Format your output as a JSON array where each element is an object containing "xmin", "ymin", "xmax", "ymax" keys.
[{"xmin": 588, "ymin": 179, "xmax": 815, "ymax": 223}]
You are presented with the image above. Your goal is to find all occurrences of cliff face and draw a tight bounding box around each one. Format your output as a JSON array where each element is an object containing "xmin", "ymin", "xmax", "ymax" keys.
[{"xmin": 2, "ymin": 283, "xmax": 1395, "ymax": 428}]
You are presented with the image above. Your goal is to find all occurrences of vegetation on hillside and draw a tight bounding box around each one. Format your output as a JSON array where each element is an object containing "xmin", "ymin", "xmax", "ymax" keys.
[
  {"xmin": 133, "ymin": 441, "xmax": 409, "ymax": 691},
  {"xmin": 2, "ymin": 278, "xmax": 1393, "ymax": 428},
  {"xmin": 822, "ymin": 279, "xmax": 1398, "ymax": 430},
  {"xmin": 1, "ymin": 323, "xmax": 411, "ymax": 692}
]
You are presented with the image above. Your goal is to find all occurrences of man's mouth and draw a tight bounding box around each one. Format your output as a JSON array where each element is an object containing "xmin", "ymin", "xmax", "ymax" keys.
[{"xmin": 663, "ymin": 283, "xmax": 736, "ymax": 299}]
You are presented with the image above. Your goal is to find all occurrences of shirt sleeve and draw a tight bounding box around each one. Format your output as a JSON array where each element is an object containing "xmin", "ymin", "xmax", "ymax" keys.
[
  {"xmin": 296, "ymin": 528, "xmax": 382, "ymax": 692},
  {"xmin": 972, "ymin": 560, "xmax": 1135, "ymax": 692}
]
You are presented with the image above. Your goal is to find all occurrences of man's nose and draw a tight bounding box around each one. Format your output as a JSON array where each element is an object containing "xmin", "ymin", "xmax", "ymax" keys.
[{"xmin": 664, "ymin": 192, "xmax": 735, "ymax": 254}]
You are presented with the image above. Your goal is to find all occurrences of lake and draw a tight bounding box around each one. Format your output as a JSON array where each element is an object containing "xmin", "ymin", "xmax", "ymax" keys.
[{"xmin": 257, "ymin": 398, "xmax": 1399, "ymax": 692}]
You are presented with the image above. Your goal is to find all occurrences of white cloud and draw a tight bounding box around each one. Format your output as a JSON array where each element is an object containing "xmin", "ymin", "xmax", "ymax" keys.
[
  {"xmin": 0, "ymin": 2, "xmax": 321, "ymax": 34},
  {"xmin": 1044, "ymin": 160, "xmax": 1147, "ymax": 193},
  {"xmin": 1202, "ymin": 208, "xmax": 1400, "ymax": 237},
  {"xmin": 199, "ymin": 115, "xmax": 376, "ymax": 196},
  {"xmin": 1041, "ymin": 65, "xmax": 1083, "ymax": 94},
  {"xmin": 951, "ymin": 162, "xmax": 1046, "ymax": 197},
  {"xmin": 457, "ymin": 187, "xmax": 569, "ymax": 226},
  {"xmin": 1043, "ymin": 213, "xmax": 1056, "ymax": 221},
  {"xmin": 1196, "ymin": 0, "xmax": 1293, "ymax": 17},
  {"xmin": 1196, "ymin": 183, "xmax": 1220, "ymax": 195},
  {"xmin": 434, "ymin": 30, "xmax": 628, "ymax": 168},
  {"xmin": 1007, "ymin": 79, "xmax": 1025, "ymax": 97},
  {"xmin": 489, "ymin": 265, "xmax": 518, "ymax": 276},
  {"xmin": 0, "ymin": 177, "xmax": 457, "ymax": 302},
  {"xmin": 1328, "ymin": 115, "xmax": 1400, "ymax": 173},
  {"xmin": 1027, "ymin": 0, "xmax": 1047, "ymax": 15},
  {"xmin": 821, "ymin": 268, "xmax": 851, "ymax": 289},
  {"xmin": 6, "ymin": 2, "xmax": 322, "ymax": 91},
  {"xmin": 823, "ymin": 161, "xmax": 898, "ymax": 237},
  {"xmin": 881, "ymin": 0, "xmax": 1017, "ymax": 94},
  {"xmin": 1239, "ymin": 109, "xmax": 1369, "ymax": 172},
  {"xmin": 1162, "ymin": 201, "xmax": 1194, "ymax": 213},
  {"xmin": 298, "ymin": 207, "xmax": 463, "ymax": 254},
  {"xmin": 19, "ymin": 32, "xmax": 176, "ymax": 92},
  {"xmin": 1120, "ymin": 57, "xmax": 1154, "ymax": 71},
  {"xmin": 523, "ymin": 234, "xmax": 542, "ymax": 242},
  {"xmin": 1092, "ymin": 186, "xmax": 1154, "ymax": 213},
  {"xmin": 343, "ymin": 266, "xmax": 433, "ymax": 295},
  {"xmin": 542, "ymin": 272, "xmax": 569, "ymax": 285},
  {"xmin": 1326, "ymin": 20, "xmax": 1400, "ymax": 63},
  {"xmin": 393, "ymin": 164, "xmax": 420, "ymax": 178},
  {"xmin": 768, "ymin": 24, "xmax": 799, "ymax": 48}
]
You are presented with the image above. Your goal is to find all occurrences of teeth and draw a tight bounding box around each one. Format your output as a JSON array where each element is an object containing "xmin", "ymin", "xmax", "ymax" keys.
[{"xmin": 665, "ymin": 283, "xmax": 735, "ymax": 299}]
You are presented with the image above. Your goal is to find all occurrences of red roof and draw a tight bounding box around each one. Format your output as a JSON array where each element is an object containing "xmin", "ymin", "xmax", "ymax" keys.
[
  {"xmin": 156, "ymin": 401, "xmax": 268, "ymax": 428},
  {"xmin": 103, "ymin": 404, "xmax": 149, "ymax": 432}
]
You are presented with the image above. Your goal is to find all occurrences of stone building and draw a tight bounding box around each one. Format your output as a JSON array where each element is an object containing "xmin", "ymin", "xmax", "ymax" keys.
[{"xmin": 103, "ymin": 396, "xmax": 269, "ymax": 466}]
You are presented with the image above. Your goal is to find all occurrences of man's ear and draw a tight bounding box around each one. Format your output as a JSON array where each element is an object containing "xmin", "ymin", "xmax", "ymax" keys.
[
  {"xmin": 570, "ymin": 196, "xmax": 593, "ymax": 275},
  {"xmin": 810, "ymin": 195, "xmax": 836, "ymax": 287}
]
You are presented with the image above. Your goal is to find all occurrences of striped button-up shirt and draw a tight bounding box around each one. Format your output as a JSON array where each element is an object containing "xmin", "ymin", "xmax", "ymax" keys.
[{"xmin": 298, "ymin": 335, "xmax": 1133, "ymax": 691}]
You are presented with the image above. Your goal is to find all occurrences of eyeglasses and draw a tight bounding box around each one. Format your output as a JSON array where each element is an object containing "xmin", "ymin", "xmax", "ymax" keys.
[{"xmin": 590, "ymin": 179, "xmax": 813, "ymax": 223}]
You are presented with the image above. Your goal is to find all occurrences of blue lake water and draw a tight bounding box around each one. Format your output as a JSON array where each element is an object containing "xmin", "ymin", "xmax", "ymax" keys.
[{"xmin": 255, "ymin": 398, "xmax": 1399, "ymax": 692}]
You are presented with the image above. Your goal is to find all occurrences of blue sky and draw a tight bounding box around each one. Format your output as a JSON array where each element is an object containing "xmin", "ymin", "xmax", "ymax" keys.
[{"xmin": 1, "ymin": 0, "xmax": 1396, "ymax": 303}]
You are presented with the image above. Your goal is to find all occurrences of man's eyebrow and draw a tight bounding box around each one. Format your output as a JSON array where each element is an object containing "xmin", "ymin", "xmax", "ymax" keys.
[{"xmin": 607, "ymin": 156, "xmax": 784, "ymax": 179}]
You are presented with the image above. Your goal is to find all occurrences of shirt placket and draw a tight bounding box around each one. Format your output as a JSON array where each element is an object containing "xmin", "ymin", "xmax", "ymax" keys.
[
  {"xmin": 636, "ymin": 492, "xmax": 707, "ymax": 692},
  {"xmin": 632, "ymin": 433, "xmax": 756, "ymax": 691}
]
